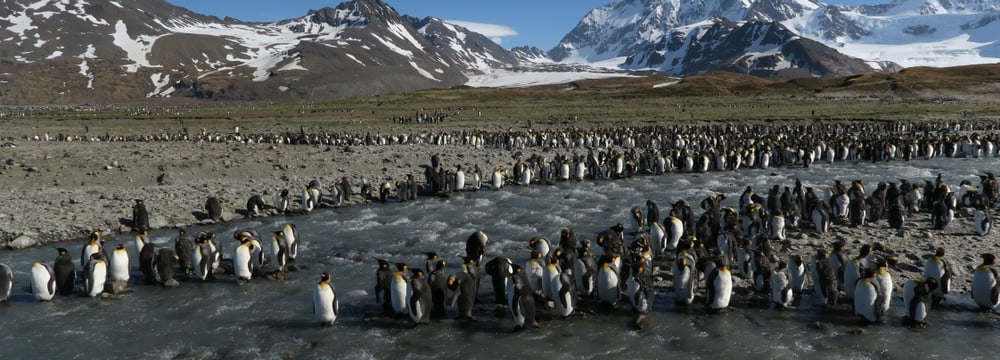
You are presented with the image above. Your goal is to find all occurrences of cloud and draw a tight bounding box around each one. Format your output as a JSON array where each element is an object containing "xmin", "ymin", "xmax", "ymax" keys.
[{"xmin": 445, "ymin": 20, "xmax": 518, "ymax": 44}]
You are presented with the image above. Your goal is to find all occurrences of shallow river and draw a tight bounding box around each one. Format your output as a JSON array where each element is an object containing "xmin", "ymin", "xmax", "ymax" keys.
[{"xmin": 2, "ymin": 156, "xmax": 1000, "ymax": 359}]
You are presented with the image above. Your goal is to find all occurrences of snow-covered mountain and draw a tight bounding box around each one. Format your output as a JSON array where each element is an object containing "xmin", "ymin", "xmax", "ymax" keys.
[
  {"xmin": 0, "ymin": 0, "xmax": 521, "ymax": 103},
  {"xmin": 551, "ymin": 0, "xmax": 1000, "ymax": 75}
]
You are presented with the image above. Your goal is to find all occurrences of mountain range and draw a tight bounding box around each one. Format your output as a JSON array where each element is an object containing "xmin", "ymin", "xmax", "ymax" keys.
[{"xmin": 0, "ymin": 0, "xmax": 998, "ymax": 104}]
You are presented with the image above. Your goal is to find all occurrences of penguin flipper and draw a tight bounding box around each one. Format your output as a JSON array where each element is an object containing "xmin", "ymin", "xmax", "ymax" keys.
[{"xmin": 333, "ymin": 293, "xmax": 340, "ymax": 317}]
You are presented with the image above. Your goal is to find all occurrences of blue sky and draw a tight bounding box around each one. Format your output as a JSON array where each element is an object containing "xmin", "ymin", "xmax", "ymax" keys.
[{"xmin": 166, "ymin": 0, "xmax": 885, "ymax": 49}]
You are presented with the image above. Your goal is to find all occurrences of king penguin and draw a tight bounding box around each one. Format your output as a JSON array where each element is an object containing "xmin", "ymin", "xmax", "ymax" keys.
[
  {"xmin": 270, "ymin": 230, "xmax": 289, "ymax": 274},
  {"xmin": 596, "ymin": 254, "xmax": 621, "ymax": 306},
  {"xmin": 903, "ymin": 277, "xmax": 938, "ymax": 326},
  {"xmin": 390, "ymin": 264, "xmax": 410, "ymax": 316},
  {"xmin": 853, "ymin": 269, "xmax": 884, "ymax": 323},
  {"xmin": 193, "ymin": 236, "xmax": 217, "ymax": 281},
  {"xmin": 53, "ymin": 247, "xmax": 76, "ymax": 296},
  {"xmin": 85, "ymin": 252, "xmax": 107, "ymax": 297},
  {"xmin": 408, "ymin": 268, "xmax": 432, "ymax": 324},
  {"xmin": 810, "ymin": 249, "xmax": 838, "ymax": 306},
  {"xmin": 205, "ymin": 196, "xmax": 223, "ymax": 222},
  {"xmin": 30, "ymin": 262, "xmax": 56, "ymax": 301},
  {"xmin": 770, "ymin": 261, "xmax": 793, "ymax": 308},
  {"xmin": 152, "ymin": 248, "xmax": 177, "ymax": 287},
  {"xmin": 923, "ymin": 247, "xmax": 951, "ymax": 305},
  {"xmin": 234, "ymin": 240, "xmax": 254, "ymax": 282},
  {"xmin": 80, "ymin": 230, "xmax": 102, "ymax": 269},
  {"xmin": 313, "ymin": 272, "xmax": 339, "ymax": 326},
  {"xmin": 110, "ymin": 244, "xmax": 130, "ymax": 284},
  {"xmin": 374, "ymin": 259, "xmax": 393, "ymax": 315},
  {"xmin": 552, "ymin": 264, "xmax": 577, "ymax": 318},
  {"xmin": 484, "ymin": 257, "xmax": 514, "ymax": 306},
  {"xmin": 467, "ymin": 231, "xmax": 489, "ymax": 265},
  {"xmin": 706, "ymin": 259, "xmax": 733, "ymax": 312},
  {"xmin": 131, "ymin": 199, "xmax": 150, "ymax": 233},
  {"xmin": 448, "ymin": 271, "xmax": 477, "ymax": 320},
  {"xmin": 281, "ymin": 223, "xmax": 300, "ymax": 262},
  {"xmin": 574, "ymin": 246, "xmax": 597, "ymax": 297},
  {"xmin": 972, "ymin": 253, "xmax": 1000, "ymax": 310},
  {"xmin": 672, "ymin": 253, "xmax": 697, "ymax": 305},
  {"xmin": 175, "ymin": 229, "xmax": 194, "ymax": 275},
  {"xmin": 627, "ymin": 262, "xmax": 654, "ymax": 313},
  {"xmin": 974, "ymin": 204, "xmax": 992, "ymax": 236},
  {"xmin": 507, "ymin": 264, "xmax": 539, "ymax": 330},
  {"xmin": 427, "ymin": 259, "xmax": 448, "ymax": 319}
]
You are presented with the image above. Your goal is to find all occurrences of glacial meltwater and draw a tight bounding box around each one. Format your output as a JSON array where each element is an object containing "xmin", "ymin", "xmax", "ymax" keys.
[{"xmin": 3, "ymin": 156, "xmax": 1000, "ymax": 359}]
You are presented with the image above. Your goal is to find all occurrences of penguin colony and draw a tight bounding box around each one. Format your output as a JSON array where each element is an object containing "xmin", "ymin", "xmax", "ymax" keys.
[{"xmin": 5, "ymin": 123, "xmax": 1000, "ymax": 331}]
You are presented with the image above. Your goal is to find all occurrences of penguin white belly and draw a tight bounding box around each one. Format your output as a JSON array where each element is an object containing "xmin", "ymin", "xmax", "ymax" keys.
[
  {"xmin": 673, "ymin": 262, "xmax": 696, "ymax": 305},
  {"xmin": 650, "ymin": 222, "xmax": 666, "ymax": 253},
  {"xmin": 559, "ymin": 164, "xmax": 570, "ymax": 180},
  {"xmin": 666, "ymin": 217, "xmax": 683, "ymax": 250},
  {"xmin": 923, "ymin": 261, "xmax": 948, "ymax": 299},
  {"xmin": 843, "ymin": 262, "xmax": 861, "ymax": 300},
  {"xmin": 234, "ymin": 244, "xmax": 253, "ymax": 281},
  {"xmin": 876, "ymin": 273, "xmax": 893, "ymax": 313},
  {"xmin": 708, "ymin": 269, "xmax": 733, "ymax": 310},
  {"xmin": 770, "ymin": 216, "xmax": 786, "ymax": 240},
  {"xmin": 789, "ymin": 262, "xmax": 806, "ymax": 294},
  {"xmin": 597, "ymin": 265, "xmax": 619, "ymax": 305},
  {"xmin": 853, "ymin": 280, "xmax": 879, "ymax": 322},
  {"xmin": 30, "ymin": 263, "xmax": 55, "ymax": 301},
  {"xmin": 455, "ymin": 172, "xmax": 466, "ymax": 191},
  {"xmin": 110, "ymin": 250, "xmax": 130, "ymax": 283},
  {"xmin": 301, "ymin": 189, "xmax": 314, "ymax": 212},
  {"xmin": 390, "ymin": 274, "xmax": 409, "ymax": 315},
  {"xmin": 542, "ymin": 264, "xmax": 559, "ymax": 301},
  {"xmin": 283, "ymin": 224, "xmax": 299, "ymax": 260},
  {"xmin": 491, "ymin": 172, "xmax": 503, "ymax": 190},
  {"xmin": 573, "ymin": 259, "xmax": 592, "ymax": 296},
  {"xmin": 972, "ymin": 269, "xmax": 999, "ymax": 309},
  {"xmin": 314, "ymin": 283, "xmax": 338, "ymax": 325},
  {"xmin": 525, "ymin": 261, "xmax": 543, "ymax": 295},
  {"xmin": 770, "ymin": 271, "xmax": 792, "ymax": 308},
  {"xmin": 81, "ymin": 244, "xmax": 99, "ymax": 269},
  {"xmin": 86, "ymin": 260, "xmax": 107, "ymax": 297}
]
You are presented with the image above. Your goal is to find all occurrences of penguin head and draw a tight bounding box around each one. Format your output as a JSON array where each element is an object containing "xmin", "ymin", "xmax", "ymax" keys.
[
  {"xmin": 89, "ymin": 252, "xmax": 103, "ymax": 261},
  {"xmin": 425, "ymin": 252, "xmax": 439, "ymax": 261},
  {"xmin": 512, "ymin": 264, "xmax": 523, "ymax": 274},
  {"xmin": 858, "ymin": 244, "xmax": 872, "ymax": 257},
  {"xmin": 395, "ymin": 263, "xmax": 409, "ymax": 272},
  {"xmin": 135, "ymin": 199, "xmax": 144, "ymax": 205},
  {"xmin": 934, "ymin": 247, "xmax": 947, "ymax": 258},
  {"xmin": 982, "ymin": 253, "xmax": 997, "ymax": 266},
  {"xmin": 178, "ymin": 229, "xmax": 187, "ymax": 236},
  {"xmin": 115, "ymin": 244, "xmax": 126, "ymax": 251},
  {"xmin": 410, "ymin": 268, "xmax": 425, "ymax": 279},
  {"xmin": 89, "ymin": 231, "xmax": 101, "ymax": 242},
  {"xmin": 57, "ymin": 248, "xmax": 69, "ymax": 256}
]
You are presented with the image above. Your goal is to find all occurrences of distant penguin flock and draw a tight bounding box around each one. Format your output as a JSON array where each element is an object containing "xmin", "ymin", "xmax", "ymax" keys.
[{"xmin": 4, "ymin": 129, "xmax": 1000, "ymax": 333}]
